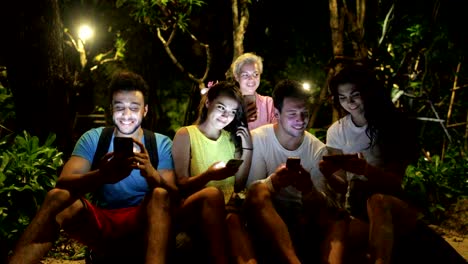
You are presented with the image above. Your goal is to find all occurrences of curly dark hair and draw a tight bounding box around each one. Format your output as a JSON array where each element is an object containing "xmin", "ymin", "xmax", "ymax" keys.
[{"xmin": 108, "ymin": 70, "xmax": 149, "ymax": 105}]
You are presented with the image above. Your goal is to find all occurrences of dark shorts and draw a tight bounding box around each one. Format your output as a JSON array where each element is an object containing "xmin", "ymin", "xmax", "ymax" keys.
[
  {"xmin": 65, "ymin": 199, "xmax": 145, "ymax": 254},
  {"xmin": 271, "ymin": 199, "xmax": 323, "ymax": 263},
  {"xmin": 272, "ymin": 199, "xmax": 304, "ymax": 227}
]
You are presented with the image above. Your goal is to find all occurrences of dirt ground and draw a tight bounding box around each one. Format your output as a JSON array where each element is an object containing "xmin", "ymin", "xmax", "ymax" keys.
[
  {"xmin": 41, "ymin": 199, "xmax": 468, "ymax": 264},
  {"xmin": 39, "ymin": 230, "xmax": 467, "ymax": 264}
]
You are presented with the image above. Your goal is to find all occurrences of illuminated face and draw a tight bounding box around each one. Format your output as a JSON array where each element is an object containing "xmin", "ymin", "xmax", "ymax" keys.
[
  {"xmin": 337, "ymin": 83, "xmax": 364, "ymax": 118},
  {"xmin": 235, "ymin": 63, "xmax": 260, "ymax": 95},
  {"xmin": 276, "ymin": 97, "xmax": 309, "ymax": 138},
  {"xmin": 206, "ymin": 94, "xmax": 239, "ymax": 130},
  {"xmin": 112, "ymin": 90, "xmax": 147, "ymax": 136}
]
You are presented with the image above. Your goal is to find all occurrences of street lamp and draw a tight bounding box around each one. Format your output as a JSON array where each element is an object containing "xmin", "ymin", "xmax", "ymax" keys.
[
  {"xmin": 78, "ymin": 24, "xmax": 94, "ymax": 44},
  {"xmin": 75, "ymin": 24, "xmax": 94, "ymax": 68}
]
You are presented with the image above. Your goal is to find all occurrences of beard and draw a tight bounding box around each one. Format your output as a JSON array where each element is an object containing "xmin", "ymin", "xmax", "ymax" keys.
[{"xmin": 113, "ymin": 117, "xmax": 142, "ymax": 136}]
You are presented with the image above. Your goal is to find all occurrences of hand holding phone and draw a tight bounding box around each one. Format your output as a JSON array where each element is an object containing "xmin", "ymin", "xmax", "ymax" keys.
[
  {"xmin": 322, "ymin": 153, "xmax": 367, "ymax": 176},
  {"xmin": 209, "ymin": 159, "xmax": 243, "ymax": 181},
  {"xmin": 285, "ymin": 157, "xmax": 313, "ymax": 192},
  {"xmin": 226, "ymin": 159, "xmax": 244, "ymax": 170},
  {"xmin": 326, "ymin": 146, "xmax": 343, "ymax": 155},
  {"xmin": 286, "ymin": 157, "xmax": 301, "ymax": 171},
  {"xmin": 322, "ymin": 153, "xmax": 359, "ymax": 162},
  {"xmin": 243, "ymin": 95, "xmax": 257, "ymax": 122}
]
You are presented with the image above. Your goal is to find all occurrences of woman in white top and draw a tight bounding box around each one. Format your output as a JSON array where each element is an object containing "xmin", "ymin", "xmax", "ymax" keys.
[{"xmin": 320, "ymin": 64, "xmax": 420, "ymax": 264}]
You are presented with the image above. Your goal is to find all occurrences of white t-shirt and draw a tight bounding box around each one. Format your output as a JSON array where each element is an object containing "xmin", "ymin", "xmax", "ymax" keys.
[
  {"xmin": 247, "ymin": 124, "xmax": 327, "ymax": 204},
  {"xmin": 326, "ymin": 114, "xmax": 383, "ymax": 181}
]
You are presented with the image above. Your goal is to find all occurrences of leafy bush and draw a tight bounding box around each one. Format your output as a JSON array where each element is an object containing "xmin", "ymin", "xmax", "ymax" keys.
[
  {"xmin": 0, "ymin": 131, "xmax": 63, "ymax": 253},
  {"xmin": 404, "ymin": 146, "xmax": 468, "ymax": 224},
  {"xmin": 0, "ymin": 81, "xmax": 15, "ymax": 137}
]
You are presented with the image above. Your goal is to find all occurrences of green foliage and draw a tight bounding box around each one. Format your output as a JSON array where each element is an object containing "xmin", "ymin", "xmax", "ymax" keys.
[
  {"xmin": 0, "ymin": 81, "xmax": 15, "ymax": 132},
  {"xmin": 0, "ymin": 131, "xmax": 63, "ymax": 250},
  {"xmin": 404, "ymin": 146, "xmax": 468, "ymax": 224},
  {"xmin": 93, "ymin": 32, "xmax": 127, "ymax": 65},
  {"xmin": 116, "ymin": 0, "xmax": 206, "ymax": 32}
]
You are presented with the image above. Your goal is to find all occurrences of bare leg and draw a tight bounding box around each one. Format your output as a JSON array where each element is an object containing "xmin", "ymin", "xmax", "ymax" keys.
[
  {"xmin": 226, "ymin": 212, "xmax": 257, "ymax": 264},
  {"xmin": 8, "ymin": 188, "xmax": 79, "ymax": 264},
  {"xmin": 179, "ymin": 187, "xmax": 229, "ymax": 264},
  {"xmin": 320, "ymin": 214, "xmax": 348, "ymax": 264},
  {"xmin": 346, "ymin": 217, "xmax": 370, "ymax": 263},
  {"xmin": 144, "ymin": 187, "xmax": 172, "ymax": 263},
  {"xmin": 303, "ymin": 193, "xmax": 348, "ymax": 264},
  {"xmin": 245, "ymin": 182, "xmax": 301, "ymax": 264},
  {"xmin": 367, "ymin": 194, "xmax": 393, "ymax": 264},
  {"xmin": 367, "ymin": 194, "xmax": 419, "ymax": 264}
]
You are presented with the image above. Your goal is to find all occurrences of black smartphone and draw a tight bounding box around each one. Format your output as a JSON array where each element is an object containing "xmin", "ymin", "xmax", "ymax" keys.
[
  {"xmin": 226, "ymin": 159, "xmax": 244, "ymax": 170},
  {"xmin": 326, "ymin": 146, "xmax": 343, "ymax": 155},
  {"xmin": 286, "ymin": 157, "xmax": 301, "ymax": 170},
  {"xmin": 322, "ymin": 153, "xmax": 359, "ymax": 162},
  {"xmin": 113, "ymin": 137, "xmax": 134, "ymax": 158}
]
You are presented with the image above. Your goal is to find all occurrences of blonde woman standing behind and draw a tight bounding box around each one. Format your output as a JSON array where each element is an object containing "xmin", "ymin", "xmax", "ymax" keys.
[{"xmin": 229, "ymin": 52, "xmax": 277, "ymax": 130}]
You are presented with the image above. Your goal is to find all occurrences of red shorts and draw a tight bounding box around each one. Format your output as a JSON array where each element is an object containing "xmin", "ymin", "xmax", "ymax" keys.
[{"xmin": 65, "ymin": 199, "xmax": 145, "ymax": 253}]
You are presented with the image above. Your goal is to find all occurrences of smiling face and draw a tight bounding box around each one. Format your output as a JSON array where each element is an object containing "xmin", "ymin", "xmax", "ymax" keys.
[
  {"xmin": 235, "ymin": 62, "xmax": 261, "ymax": 95},
  {"xmin": 112, "ymin": 90, "xmax": 147, "ymax": 136},
  {"xmin": 205, "ymin": 94, "xmax": 240, "ymax": 130},
  {"xmin": 276, "ymin": 97, "xmax": 309, "ymax": 138},
  {"xmin": 337, "ymin": 83, "xmax": 365, "ymax": 120}
]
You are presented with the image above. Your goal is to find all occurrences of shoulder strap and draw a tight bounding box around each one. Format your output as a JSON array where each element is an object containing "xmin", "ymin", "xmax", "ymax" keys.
[
  {"xmin": 143, "ymin": 128, "xmax": 159, "ymax": 169},
  {"xmin": 91, "ymin": 126, "xmax": 114, "ymax": 170}
]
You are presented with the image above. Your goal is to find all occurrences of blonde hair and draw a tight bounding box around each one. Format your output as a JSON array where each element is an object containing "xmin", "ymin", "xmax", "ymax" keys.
[{"xmin": 229, "ymin": 52, "xmax": 264, "ymax": 80}]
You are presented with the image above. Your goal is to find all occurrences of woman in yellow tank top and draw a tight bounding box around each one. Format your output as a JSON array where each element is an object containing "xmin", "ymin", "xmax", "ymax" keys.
[{"xmin": 172, "ymin": 81, "xmax": 257, "ymax": 264}]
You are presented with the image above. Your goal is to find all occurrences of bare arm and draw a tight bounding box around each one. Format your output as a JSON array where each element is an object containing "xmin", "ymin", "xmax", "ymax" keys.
[
  {"xmin": 56, "ymin": 151, "xmax": 132, "ymax": 196},
  {"xmin": 320, "ymin": 154, "xmax": 406, "ymax": 193},
  {"xmin": 234, "ymin": 126, "xmax": 252, "ymax": 192},
  {"xmin": 364, "ymin": 160, "xmax": 407, "ymax": 191},
  {"xmin": 132, "ymin": 139, "xmax": 178, "ymax": 195}
]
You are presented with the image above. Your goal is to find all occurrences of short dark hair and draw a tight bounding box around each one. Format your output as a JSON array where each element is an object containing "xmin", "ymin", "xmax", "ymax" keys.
[
  {"xmin": 272, "ymin": 79, "xmax": 312, "ymax": 112},
  {"xmin": 108, "ymin": 70, "xmax": 149, "ymax": 104}
]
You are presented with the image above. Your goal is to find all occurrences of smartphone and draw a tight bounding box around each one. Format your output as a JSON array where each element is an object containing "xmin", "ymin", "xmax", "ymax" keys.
[
  {"xmin": 226, "ymin": 159, "xmax": 244, "ymax": 170},
  {"xmin": 243, "ymin": 95, "xmax": 257, "ymax": 121},
  {"xmin": 322, "ymin": 153, "xmax": 359, "ymax": 162},
  {"xmin": 286, "ymin": 157, "xmax": 301, "ymax": 170},
  {"xmin": 243, "ymin": 94, "xmax": 257, "ymax": 108},
  {"xmin": 326, "ymin": 146, "xmax": 343, "ymax": 155},
  {"xmin": 113, "ymin": 137, "xmax": 134, "ymax": 158}
]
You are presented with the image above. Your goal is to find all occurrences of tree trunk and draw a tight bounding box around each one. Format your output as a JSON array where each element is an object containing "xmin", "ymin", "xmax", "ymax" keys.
[
  {"xmin": 3, "ymin": 0, "xmax": 73, "ymax": 154},
  {"xmin": 309, "ymin": 0, "xmax": 345, "ymax": 127},
  {"xmin": 229, "ymin": 0, "xmax": 249, "ymax": 75},
  {"xmin": 310, "ymin": 0, "xmax": 369, "ymax": 128}
]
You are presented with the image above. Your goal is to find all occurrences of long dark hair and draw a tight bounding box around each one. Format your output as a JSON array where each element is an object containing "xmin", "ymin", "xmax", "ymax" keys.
[
  {"xmin": 195, "ymin": 81, "xmax": 248, "ymax": 149},
  {"xmin": 328, "ymin": 64, "xmax": 418, "ymax": 164}
]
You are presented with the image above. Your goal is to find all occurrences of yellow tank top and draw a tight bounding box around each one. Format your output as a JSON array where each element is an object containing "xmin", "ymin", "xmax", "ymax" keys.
[{"xmin": 186, "ymin": 125, "xmax": 236, "ymax": 203}]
